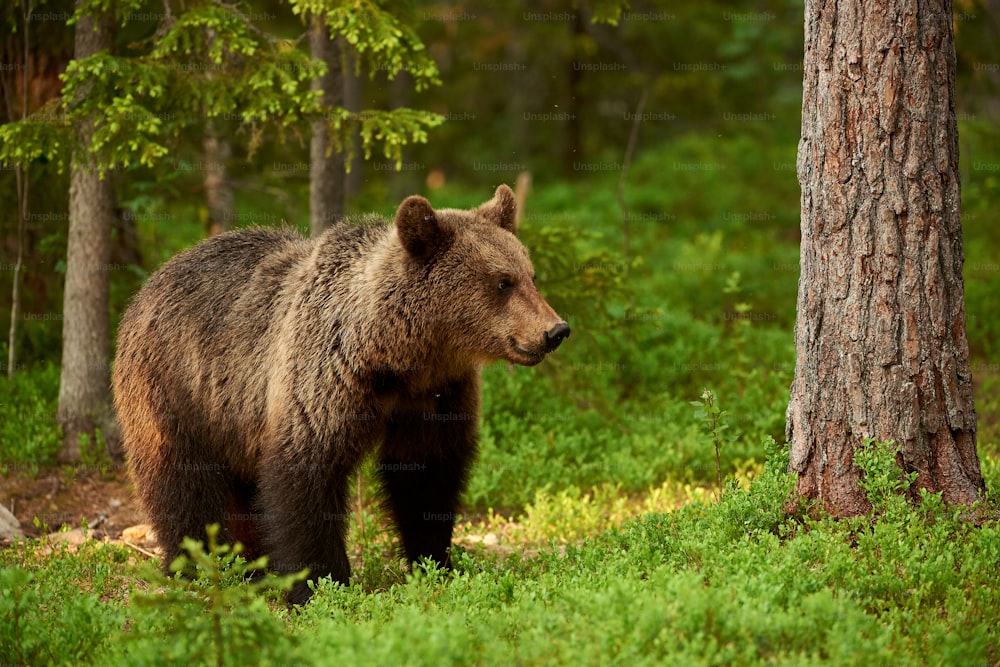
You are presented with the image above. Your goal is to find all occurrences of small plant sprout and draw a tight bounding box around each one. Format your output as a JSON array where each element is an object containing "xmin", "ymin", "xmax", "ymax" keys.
[{"xmin": 691, "ymin": 388, "xmax": 738, "ymax": 501}]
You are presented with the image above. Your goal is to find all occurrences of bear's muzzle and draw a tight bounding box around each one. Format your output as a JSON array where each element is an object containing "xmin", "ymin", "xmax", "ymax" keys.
[{"xmin": 544, "ymin": 322, "xmax": 571, "ymax": 352}]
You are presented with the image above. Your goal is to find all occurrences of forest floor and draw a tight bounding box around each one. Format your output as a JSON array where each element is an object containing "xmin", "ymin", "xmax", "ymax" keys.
[
  {"xmin": 0, "ymin": 467, "xmax": 528, "ymax": 560},
  {"xmin": 1, "ymin": 468, "xmax": 145, "ymax": 543}
]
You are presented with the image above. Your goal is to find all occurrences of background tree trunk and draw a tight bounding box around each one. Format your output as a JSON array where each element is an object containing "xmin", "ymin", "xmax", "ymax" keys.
[
  {"xmin": 8, "ymin": 165, "xmax": 26, "ymax": 380},
  {"xmin": 309, "ymin": 16, "xmax": 345, "ymax": 237},
  {"xmin": 389, "ymin": 70, "xmax": 415, "ymax": 202},
  {"xmin": 203, "ymin": 120, "xmax": 233, "ymax": 236},
  {"xmin": 342, "ymin": 42, "xmax": 362, "ymax": 202},
  {"xmin": 57, "ymin": 5, "xmax": 116, "ymax": 462},
  {"xmin": 786, "ymin": 0, "xmax": 984, "ymax": 515},
  {"xmin": 3, "ymin": 4, "xmax": 32, "ymax": 379},
  {"xmin": 565, "ymin": 11, "xmax": 584, "ymax": 173}
]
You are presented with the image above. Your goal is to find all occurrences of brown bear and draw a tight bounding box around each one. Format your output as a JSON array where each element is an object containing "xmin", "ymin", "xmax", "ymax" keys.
[{"xmin": 112, "ymin": 185, "xmax": 568, "ymax": 603}]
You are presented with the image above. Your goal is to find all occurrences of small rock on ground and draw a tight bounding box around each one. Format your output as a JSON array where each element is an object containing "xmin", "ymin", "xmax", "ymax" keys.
[{"xmin": 0, "ymin": 504, "xmax": 23, "ymax": 539}]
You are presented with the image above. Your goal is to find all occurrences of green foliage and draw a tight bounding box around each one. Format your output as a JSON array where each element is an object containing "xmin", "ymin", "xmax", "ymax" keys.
[
  {"xmin": 72, "ymin": 0, "xmax": 145, "ymax": 23},
  {"xmin": 960, "ymin": 117, "xmax": 1000, "ymax": 363},
  {"xmin": 142, "ymin": 3, "xmax": 328, "ymax": 136},
  {"xmin": 122, "ymin": 524, "xmax": 304, "ymax": 666},
  {"xmin": 854, "ymin": 438, "xmax": 917, "ymax": 516},
  {"xmin": 0, "ymin": 361, "xmax": 61, "ymax": 473},
  {"xmin": 348, "ymin": 463, "xmax": 409, "ymax": 590},
  {"xmin": 0, "ymin": 6, "xmax": 317, "ymax": 173},
  {"xmin": 292, "ymin": 0, "xmax": 440, "ymax": 90},
  {"xmin": 0, "ymin": 105, "xmax": 70, "ymax": 168},
  {"xmin": 0, "ymin": 0, "xmax": 443, "ymax": 174},
  {"xmin": 74, "ymin": 427, "xmax": 119, "ymax": 474},
  {"xmin": 322, "ymin": 106, "xmax": 445, "ymax": 170},
  {"xmin": 578, "ymin": 0, "xmax": 632, "ymax": 26},
  {"xmin": 713, "ymin": 436, "xmax": 800, "ymax": 540},
  {"xmin": 58, "ymin": 53, "xmax": 169, "ymax": 170},
  {"xmin": 0, "ymin": 539, "xmax": 130, "ymax": 666},
  {"xmin": 0, "ymin": 567, "xmax": 36, "ymax": 665}
]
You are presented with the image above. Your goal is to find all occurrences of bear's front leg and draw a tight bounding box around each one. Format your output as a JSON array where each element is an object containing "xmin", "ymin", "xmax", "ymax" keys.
[
  {"xmin": 379, "ymin": 376, "xmax": 480, "ymax": 570},
  {"xmin": 257, "ymin": 439, "xmax": 357, "ymax": 605}
]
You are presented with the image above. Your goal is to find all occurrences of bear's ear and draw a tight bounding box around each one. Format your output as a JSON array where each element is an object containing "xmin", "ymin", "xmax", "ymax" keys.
[
  {"xmin": 479, "ymin": 184, "xmax": 517, "ymax": 234},
  {"xmin": 395, "ymin": 195, "xmax": 453, "ymax": 261}
]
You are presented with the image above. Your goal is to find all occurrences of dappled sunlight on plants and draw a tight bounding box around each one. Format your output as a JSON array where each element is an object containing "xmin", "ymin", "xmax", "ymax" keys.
[{"xmin": 456, "ymin": 479, "xmax": 716, "ymax": 548}]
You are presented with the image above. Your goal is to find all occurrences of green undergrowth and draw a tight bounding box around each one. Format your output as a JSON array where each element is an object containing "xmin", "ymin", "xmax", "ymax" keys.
[
  {"xmin": 2, "ymin": 440, "xmax": 998, "ymax": 665},
  {"xmin": 0, "ymin": 538, "xmax": 132, "ymax": 666},
  {"xmin": 0, "ymin": 361, "xmax": 60, "ymax": 474}
]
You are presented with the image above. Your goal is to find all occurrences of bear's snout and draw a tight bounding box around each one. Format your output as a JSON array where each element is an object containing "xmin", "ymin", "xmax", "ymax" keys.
[{"xmin": 544, "ymin": 322, "xmax": 571, "ymax": 352}]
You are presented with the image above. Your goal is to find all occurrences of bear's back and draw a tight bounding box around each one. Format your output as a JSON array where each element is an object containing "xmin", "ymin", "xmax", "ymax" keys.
[
  {"xmin": 114, "ymin": 228, "xmax": 313, "ymax": 456},
  {"xmin": 135, "ymin": 228, "xmax": 306, "ymax": 316}
]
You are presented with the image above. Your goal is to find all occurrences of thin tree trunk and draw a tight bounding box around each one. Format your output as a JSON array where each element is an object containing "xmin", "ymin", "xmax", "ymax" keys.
[
  {"xmin": 57, "ymin": 4, "xmax": 116, "ymax": 462},
  {"xmin": 513, "ymin": 171, "xmax": 531, "ymax": 232},
  {"xmin": 786, "ymin": 0, "xmax": 983, "ymax": 515},
  {"xmin": 507, "ymin": 37, "xmax": 530, "ymax": 167},
  {"xmin": 342, "ymin": 41, "xmax": 362, "ymax": 201},
  {"xmin": 618, "ymin": 87, "xmax": 647, "ymax": 281},
  {"xmin": 309, "ymin": 16, "xmax": 345, "ymax": 237},
  {"xmin": 6, "ymin": 4, "xmax": 30, "ymax": 379},
  {"xmin": 388, "ymin": 69, "xmax": 413, "ymax": 202},
  {"xmin": 565, "ymin": 11, "xmax": 584, "ymax": 173},
  {"xmin": 9, "ymin": 167, "xmax": 26, "ymax": 380},
  {"xmin": 203, "ymin": 120, "xmax": 233, "ymax": 236}
]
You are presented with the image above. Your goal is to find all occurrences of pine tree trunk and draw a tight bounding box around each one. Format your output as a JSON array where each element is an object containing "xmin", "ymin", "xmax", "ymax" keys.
[
  {"xmin": 56, "ymin": 5, "xmax": 115, "ymax": 463},
  {"xmin": 786, "ymin": 0, "xmax": 984, "ymax": 515},
  {"xmin": 342, "ymin": 42, "xmax": 363, "ymax": 200},
  {"xmin": 388, "ymin": 70, "xmax": 414, "ymax": 202},
  {"xmin": 309, "ymin": 17, "xmax": 345, "ymax": 237},
  {"xmin": 203, "ymin": 120, "xmax": 233, "ymax": 236}
]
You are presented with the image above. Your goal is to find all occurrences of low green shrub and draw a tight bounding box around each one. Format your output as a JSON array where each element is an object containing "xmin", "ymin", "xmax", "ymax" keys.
[
  {"xmin": 0, "ymin": 362, "xmax": 61, "ymax": 473},
  {"xmin": 118, "ymin": 524, "xmax": 304, "ymax": 666},
  {"xmin": 0, "ymin": 538, "xmax": 130, "ymax": 665}
]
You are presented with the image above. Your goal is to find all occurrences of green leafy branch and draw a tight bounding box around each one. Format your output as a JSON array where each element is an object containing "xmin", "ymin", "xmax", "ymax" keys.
[
  {"xmin": 70, "ymin": 0, "xmax": 145, "ymax": 26},
  {"xmin": 319, "ymin": 106, "xmax": 444, "ymax": 169},
  {"xmin": 291, "ymin": 0, "xmax": 441, "ymax": 90},
  {"xmin": 0, "ymin": 1, "xmax": 442, "ymax": 175}
]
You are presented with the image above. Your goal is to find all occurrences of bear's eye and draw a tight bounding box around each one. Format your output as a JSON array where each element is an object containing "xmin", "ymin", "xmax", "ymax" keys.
[{"xmin": 497, "ymin": 278, "xmax": 513, "ymax": 293}]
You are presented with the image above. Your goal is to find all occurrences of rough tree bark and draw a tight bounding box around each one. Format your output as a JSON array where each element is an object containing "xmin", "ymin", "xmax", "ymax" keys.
[
  {"xmin": 57, "ymin": 4, "xmax": 116, "ymax": 462},
  {"xmin": 309, "ymin": 16, "xmax": 345, "ymax": 238},
  {"xmin": 786, "ymin": 0, "xmax": 984, "ymax": 515}
]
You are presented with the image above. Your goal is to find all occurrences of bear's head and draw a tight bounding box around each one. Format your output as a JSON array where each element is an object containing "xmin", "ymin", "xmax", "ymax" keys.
[{"xmin": 395, "ymin": 184, "xmax": 569, "ymax": 367}]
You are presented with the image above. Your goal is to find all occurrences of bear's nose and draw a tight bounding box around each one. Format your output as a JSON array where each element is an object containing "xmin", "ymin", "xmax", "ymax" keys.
[{"xmin": 544, "ymin": 322, "xmax": 571, "ymax": 352}]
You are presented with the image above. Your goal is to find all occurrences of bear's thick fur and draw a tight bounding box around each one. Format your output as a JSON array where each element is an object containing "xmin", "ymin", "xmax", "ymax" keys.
[{"xmin": 113, "ymin": 185, "xmax": 568, "ymax": 603}]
